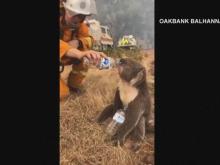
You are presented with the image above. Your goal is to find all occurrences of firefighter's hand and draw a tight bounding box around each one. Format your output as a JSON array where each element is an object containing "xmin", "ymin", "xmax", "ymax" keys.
[{"xmin": 82, "ymin": 50, "xmax": 107, "ymax": 65}]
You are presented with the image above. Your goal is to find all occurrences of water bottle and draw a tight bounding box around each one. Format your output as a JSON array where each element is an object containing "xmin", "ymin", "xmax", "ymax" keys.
[
  {"xmin": 97, "ymin": 57, "xmax": 115, "ymax": 70},
  {"xmin": 83, "ymin": 57, "xmax": 116, "ymax": 70},
  {"xmin": 105, "ymin": 109, "xmax": 125, "ymax": 136}
]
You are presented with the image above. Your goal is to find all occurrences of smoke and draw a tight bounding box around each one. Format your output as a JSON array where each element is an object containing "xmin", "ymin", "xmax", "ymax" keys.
[{"xmin": 94, "ymin": 0, "xmax": 154, "ymax": 49}]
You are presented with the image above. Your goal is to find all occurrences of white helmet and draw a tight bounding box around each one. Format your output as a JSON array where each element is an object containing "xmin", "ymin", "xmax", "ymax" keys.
[{"xmin": 63, "ymin": 0, "xmax": 97, "ymax": 16}]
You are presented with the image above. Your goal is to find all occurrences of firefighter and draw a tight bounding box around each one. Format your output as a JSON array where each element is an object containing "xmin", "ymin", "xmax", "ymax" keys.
[{"xmin": 60, "ymin": 0, "xmax": 106, "ymax": 100}]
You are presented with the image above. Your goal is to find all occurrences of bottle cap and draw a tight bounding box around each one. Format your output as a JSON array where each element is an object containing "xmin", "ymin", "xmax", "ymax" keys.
[{"xmin": 113, "ymin": 111, "xmax": 125, "ymax": 124}]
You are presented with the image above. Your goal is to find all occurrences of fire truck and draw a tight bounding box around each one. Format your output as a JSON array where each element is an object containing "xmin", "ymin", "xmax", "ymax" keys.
[
  {"xmin": 117, "ymin": 35, "xmax": 137, "ymax": 49},
  {"xmin": 87, "ymin": 19, "xmax": 114, "ymax": 51}
]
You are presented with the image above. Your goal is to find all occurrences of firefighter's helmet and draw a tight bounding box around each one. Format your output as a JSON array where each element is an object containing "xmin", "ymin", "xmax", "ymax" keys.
[{"xmin": 63, "ymin": 0, "xmax": 97, "ymax": 15}]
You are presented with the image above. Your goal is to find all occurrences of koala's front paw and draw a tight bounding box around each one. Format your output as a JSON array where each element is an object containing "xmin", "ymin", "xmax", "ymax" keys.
[
  {"xmin": 118, "ymin": 137, "xmax": 125, "ymax": 146},
  {"xmin": 111, "ymin": 134, "xmax": 125, "ymax": 146}
]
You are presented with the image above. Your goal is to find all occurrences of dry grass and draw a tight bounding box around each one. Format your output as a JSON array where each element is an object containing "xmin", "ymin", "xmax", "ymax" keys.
[{"xmin": 60, "ymin": 49, "xmax": 154, "ymax": 165}]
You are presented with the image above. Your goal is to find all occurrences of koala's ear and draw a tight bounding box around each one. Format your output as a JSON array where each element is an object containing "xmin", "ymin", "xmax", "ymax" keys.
[{"xmin": 130, "ymin": 68, "xmax": 146, "ymax": 86}]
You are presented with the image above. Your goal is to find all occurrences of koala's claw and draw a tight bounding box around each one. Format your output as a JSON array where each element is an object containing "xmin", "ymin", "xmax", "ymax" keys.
[{"xmin": 111, "ymin": 135, "xmax": 125, "ymax": 146}]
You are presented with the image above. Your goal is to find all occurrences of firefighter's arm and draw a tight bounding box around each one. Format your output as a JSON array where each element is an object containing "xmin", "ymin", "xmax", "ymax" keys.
[
  {"xmin": 60, "ymin": 40, "xmax": 106, "ymax": 63},
  {"xmin": 60, "ymin": 39, "xmax": 83, "ymax": 65},
  {"xmin": 60, "ymin": 39, "xmax": 85, "ymax": 59}
]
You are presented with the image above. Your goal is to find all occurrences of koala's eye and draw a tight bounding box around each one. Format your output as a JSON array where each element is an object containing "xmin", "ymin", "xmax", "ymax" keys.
[{"xmin": 119, "ymin": 59, "xmax": 126, "ymax": 65}]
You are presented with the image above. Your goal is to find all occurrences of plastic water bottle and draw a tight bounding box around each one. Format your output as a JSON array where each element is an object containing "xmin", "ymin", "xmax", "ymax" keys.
[
  {"xmin": 83, "ymin": 57, "xmax": 115, "ymax": 70},
  {"xmin": 97, "ymin": 57, "xmax": 115, "ymax": 70},
  {"xmin": 105, "ymin": 109, "xmax": 125, "ymax": 136}
]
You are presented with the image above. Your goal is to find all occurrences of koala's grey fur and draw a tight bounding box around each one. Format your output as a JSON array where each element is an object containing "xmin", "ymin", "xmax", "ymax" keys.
[{"xmin": 97, "ymin": 58, "xmax": 152, "ymax": 146}]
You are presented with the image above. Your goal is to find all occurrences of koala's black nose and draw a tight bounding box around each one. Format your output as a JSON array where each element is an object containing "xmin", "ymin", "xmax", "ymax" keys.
[
  {"xmin": 119, "ymin": 59, "xmax": 126, "ymax": 65},
  {"xmin": 115, "ymin": 58, "xmax": 126, "ymax": 66}
]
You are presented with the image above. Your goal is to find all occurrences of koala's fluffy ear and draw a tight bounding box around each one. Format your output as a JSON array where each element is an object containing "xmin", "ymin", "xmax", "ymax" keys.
[{"xmin": 130, "ymin": 68, "xmax": 146, "ymax": 86}]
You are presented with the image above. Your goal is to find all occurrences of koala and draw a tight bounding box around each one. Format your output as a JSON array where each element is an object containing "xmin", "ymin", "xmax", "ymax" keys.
[{"xmin": 97, "ymin": 58, "xmax": 152, "ymax": 146}]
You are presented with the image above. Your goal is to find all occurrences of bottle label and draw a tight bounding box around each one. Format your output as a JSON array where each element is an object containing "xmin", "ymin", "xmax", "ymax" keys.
[
  {"xmin": 113, "ymin": 112, "xmax": 125, "ymax": 124},
  {"xmin": 100, "ymin": 58, "xmax": 111, "ymax": 69}
]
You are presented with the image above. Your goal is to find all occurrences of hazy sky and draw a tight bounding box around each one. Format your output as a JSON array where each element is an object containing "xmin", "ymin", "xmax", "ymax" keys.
[{"xmin": 94, "ymin": 0, "xmax": 154, "ymax": 48}]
